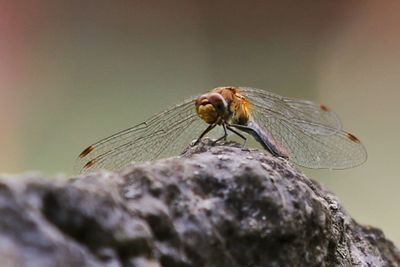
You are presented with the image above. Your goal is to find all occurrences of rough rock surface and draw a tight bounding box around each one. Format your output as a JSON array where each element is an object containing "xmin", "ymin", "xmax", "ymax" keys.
[{"xmin": 0, "ymin": 140, "xmax": 399, "ymax": 267}]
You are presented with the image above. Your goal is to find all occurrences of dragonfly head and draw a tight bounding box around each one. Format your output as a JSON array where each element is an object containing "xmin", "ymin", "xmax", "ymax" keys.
[{"xmin": 195, "ymin": 93, "xmax": 230, "ymax": 124}]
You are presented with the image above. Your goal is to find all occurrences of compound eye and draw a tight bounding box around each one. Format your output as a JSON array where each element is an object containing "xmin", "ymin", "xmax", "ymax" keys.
[
  {"xmin": 215, "ymin": 100, "xmax": 224, "ymax": 110},
  {"xmin": 207, "ymin": 93, "xmax": 227, "ymax": 112}
]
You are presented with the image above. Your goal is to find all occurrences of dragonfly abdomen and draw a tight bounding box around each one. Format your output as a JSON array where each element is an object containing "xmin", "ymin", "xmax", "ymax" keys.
[{"xmin": 244, "ymin": 121, "xmax": 290, "ymax": 159}]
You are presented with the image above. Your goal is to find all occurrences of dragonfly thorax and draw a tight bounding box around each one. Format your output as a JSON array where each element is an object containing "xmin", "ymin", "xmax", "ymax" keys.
[{"xmin": 213, "ymin": 87, "xmax": 251, "ymax": 126}]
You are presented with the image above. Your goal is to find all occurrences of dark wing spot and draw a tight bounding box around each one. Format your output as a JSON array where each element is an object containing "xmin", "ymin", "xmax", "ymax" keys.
[
  {"xmin": 346, "ymin": 132, "xmax": 360, "ymax": 143},
  {"xmin": 79, "ymin": 145, "xmax": 94, "ymax": 158},
  {"xmin": 84, "ymin": 158, "xmax": 97, "ymax": 169},
  {"xmin": 320, "ymin": 104, "xmax": 330, "ymax": 112}
]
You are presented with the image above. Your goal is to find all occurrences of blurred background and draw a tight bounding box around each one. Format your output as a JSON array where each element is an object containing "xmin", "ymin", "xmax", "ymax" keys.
[{"xmin": 1, "ymin": 1, "xmax": 399, "ymax": 245}]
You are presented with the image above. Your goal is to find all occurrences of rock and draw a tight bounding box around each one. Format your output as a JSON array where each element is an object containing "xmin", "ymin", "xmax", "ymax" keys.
[{"xmin": 0, "ymin": 140, "xmax": 399, "ymax": 267}]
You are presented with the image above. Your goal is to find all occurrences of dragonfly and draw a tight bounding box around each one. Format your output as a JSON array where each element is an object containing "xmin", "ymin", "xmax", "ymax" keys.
[{"xmin": 75, "ymin": 86, "xmax": 367, "ymax": 173}]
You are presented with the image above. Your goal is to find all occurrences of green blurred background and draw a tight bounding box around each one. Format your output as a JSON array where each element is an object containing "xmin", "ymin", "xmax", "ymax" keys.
[{"xmin": 1, "ymin": 1, "xmax": 399, "ymax": 245}]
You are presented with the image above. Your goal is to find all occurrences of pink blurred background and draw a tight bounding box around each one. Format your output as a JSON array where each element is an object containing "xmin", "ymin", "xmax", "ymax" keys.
[{"xmin": 1, "ymin": 1, "xmax": 399, "ymax": 245}]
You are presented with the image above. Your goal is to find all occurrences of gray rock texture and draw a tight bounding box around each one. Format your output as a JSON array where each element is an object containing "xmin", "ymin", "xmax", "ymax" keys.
[{"xmin": 0, "ymin": 140, "xmax": 399, "ymax": 267}]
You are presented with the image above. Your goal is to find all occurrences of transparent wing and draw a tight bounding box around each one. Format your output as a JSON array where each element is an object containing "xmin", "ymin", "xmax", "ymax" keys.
[
  {"xmin": 75, "ymin": 97, "xmax": 223, "ymax": 173},
  {"xmin": 240, "ymin": 87, "xmax": 342, "ymax": 135},
  {"xmin": 240, "ymin": 87, "xmax": 367, "ymax": 169}
]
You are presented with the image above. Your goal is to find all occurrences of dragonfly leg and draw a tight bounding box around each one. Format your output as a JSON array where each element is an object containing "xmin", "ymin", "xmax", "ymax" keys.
[
  {"xmin": 193, "ymin": 124, "xmax": 217, "ymax": 146},
  {"xmin": 222, "ymin": 123, "xmax": 228, "ymax": 141},
  {"xmin": 226, "ymin": 125, "xmax": 247, "ymax": 147},
  {"xmin": 212, "ymin": 124, "xmax": 228, "ymax": 145}
]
